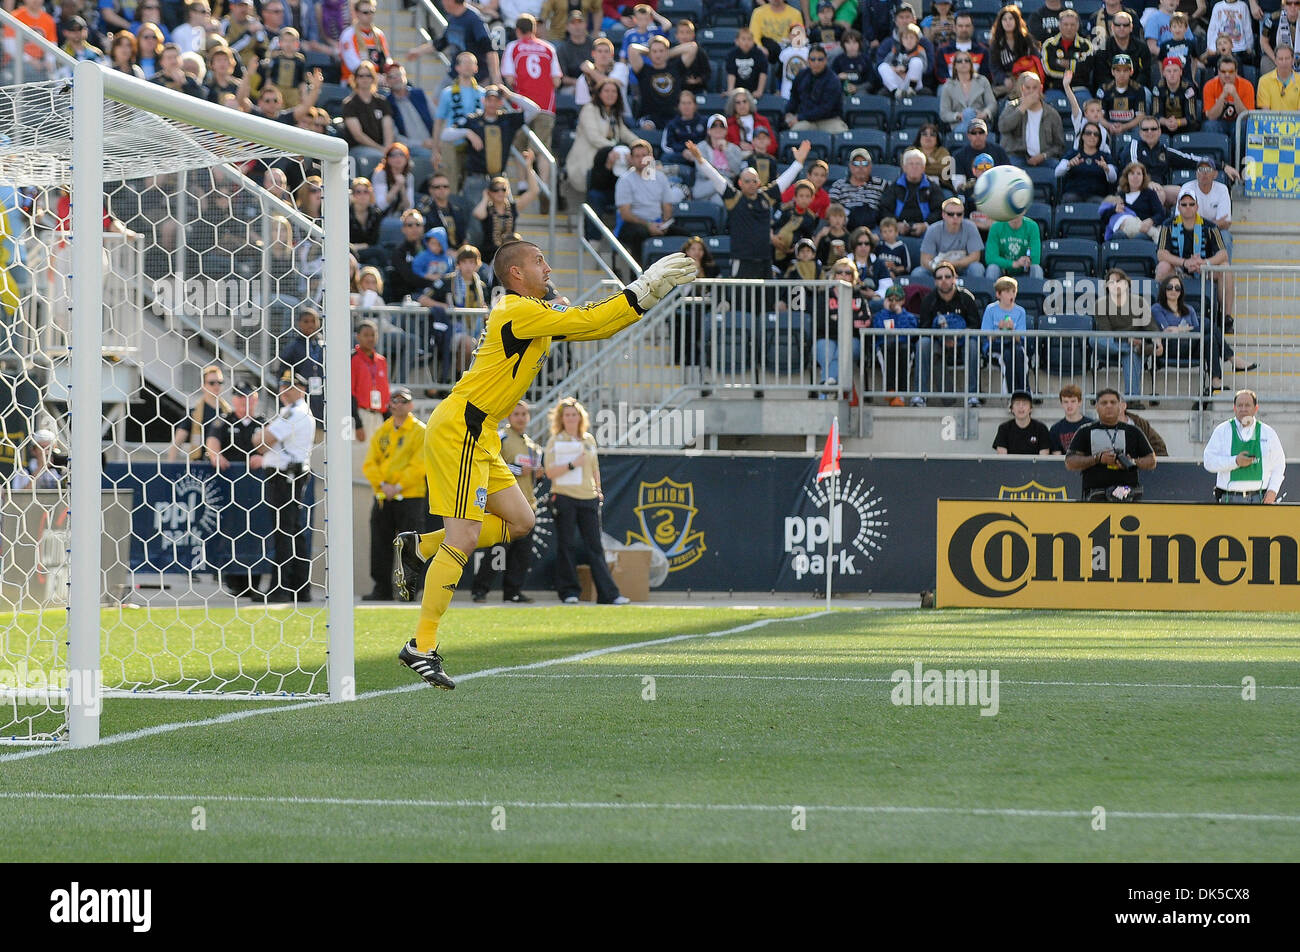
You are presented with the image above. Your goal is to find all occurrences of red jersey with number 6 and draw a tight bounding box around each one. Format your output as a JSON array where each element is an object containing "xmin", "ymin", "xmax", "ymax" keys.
[{"xmin": 502, "ymin": 35, "xmax": 561, "ymax": 114}]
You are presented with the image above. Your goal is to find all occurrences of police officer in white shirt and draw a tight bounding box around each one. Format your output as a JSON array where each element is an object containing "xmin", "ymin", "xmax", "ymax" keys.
[
  {"xmin": 258, "ymin": 371, "xmax": 317, "ymax": 601},
  {"xmin": 1202, "ymin": 389, "xmax": 1286, "ymax": 504}
]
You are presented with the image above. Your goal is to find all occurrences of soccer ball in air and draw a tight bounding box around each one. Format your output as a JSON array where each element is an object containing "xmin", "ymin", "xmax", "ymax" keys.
[{"xmin": 973, "ymin": 165, "xmax": 1034, "ymax": 222}]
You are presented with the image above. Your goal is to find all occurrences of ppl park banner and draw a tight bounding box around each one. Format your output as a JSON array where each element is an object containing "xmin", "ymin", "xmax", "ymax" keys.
[
  {"xmin": 585, "ymin": 454, "xmax": 1222, "ymax": 594},
  {"xmin": 103, "ymin": 463, "xmax": 315, "ymax": 574},
  {"xmin": 936, "ymin": 501, "xmax": 1300, "ymax": 611}
]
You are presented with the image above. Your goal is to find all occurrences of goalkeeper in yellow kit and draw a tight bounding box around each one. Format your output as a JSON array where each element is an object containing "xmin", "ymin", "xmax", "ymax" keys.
[{"xmin": 394, "ymin": 240, "xmax": 698, "ymax": 689}]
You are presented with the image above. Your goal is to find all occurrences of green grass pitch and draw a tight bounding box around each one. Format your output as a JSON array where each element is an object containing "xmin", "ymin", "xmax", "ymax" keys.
[{"xmin": 0, "ymin": 604, "xmax": 1297, "ymax": 861}]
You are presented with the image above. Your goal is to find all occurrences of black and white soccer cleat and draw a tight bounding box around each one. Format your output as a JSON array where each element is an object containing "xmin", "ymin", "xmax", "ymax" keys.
[
  {"xmin": 398, "ymin": 640, "xmax": 456, "ymax": 690},
  {"xmin": 391, "ymin": 532, "xmax": 426, "ymax": 602}
]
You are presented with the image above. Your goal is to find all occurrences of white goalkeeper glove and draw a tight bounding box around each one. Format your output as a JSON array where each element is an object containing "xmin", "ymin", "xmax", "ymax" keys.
[{"xmin": 626, "ymin": 252, "xmax": 698, "ymax": 310}]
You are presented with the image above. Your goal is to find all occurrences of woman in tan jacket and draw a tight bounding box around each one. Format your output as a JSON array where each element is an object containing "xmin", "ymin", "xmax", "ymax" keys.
[
  {"xmin": 564, "ymin": 80, "xmax": 639, "ymax": 195},
  {"xmin": 543, "ymin": 397, "xmax": 629, "ymax": 605}
]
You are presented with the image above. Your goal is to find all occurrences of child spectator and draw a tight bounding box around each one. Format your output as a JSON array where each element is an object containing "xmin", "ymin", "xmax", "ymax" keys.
[
  {"xmin": 831, "ymin": 29, "xmax": 871, "ymax": 94},
  {"xmin": 725, "ymin": 26, "xmax": 769, "ymax": 96},
  {"xmin": 873, "ymin": 285, "xmax": 920, "ymax": 405},
  {"xmin": 1048, "ymin": 383, "xmax": 1094, "ymax": 454},
  {"xmin": 809, "ymin": 2, "xmax": 846, "ymax": 58},
  {"xmin": 993, "ymin": 390, "xmax": 1052, "ymax": 454},
  {"xmin": 814, "ymin": 202, "xmax": 852, "ymax": 264},
  {"xmin": 969, "ymin": 276, "xmax": 1029, "ymax": 405},
  {"xmin": 984, "ymin": 212, "xmax": 1044, "ymax": 279}
]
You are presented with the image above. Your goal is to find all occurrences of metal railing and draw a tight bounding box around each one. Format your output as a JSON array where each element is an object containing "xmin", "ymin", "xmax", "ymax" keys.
[{"xmin": 577, "ymin": 203, "xmax": 643, "ymax": 289}]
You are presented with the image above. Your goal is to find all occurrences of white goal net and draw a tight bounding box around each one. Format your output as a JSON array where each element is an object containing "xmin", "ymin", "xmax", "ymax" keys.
[{"xmin": 0, "ymin": 58, "xmax": 353, "ymax": 746}]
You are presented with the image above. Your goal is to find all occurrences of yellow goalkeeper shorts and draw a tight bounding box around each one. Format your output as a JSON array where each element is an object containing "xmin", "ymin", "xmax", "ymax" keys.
[{"xmin": 424, "ymin": 397, "xmax": 517, "ymax": 520}]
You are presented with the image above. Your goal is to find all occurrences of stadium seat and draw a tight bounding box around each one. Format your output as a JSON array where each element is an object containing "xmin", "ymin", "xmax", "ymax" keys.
[
  {"xmin": 874, "ymin": 163, "xmax": 901, "ymax": 184},
  {"xmin": 411, "ymin": 154, "xmax": 435, "ymax": 190},
  {"xmin": 643, "ymin": 236, "xmax": 677, "ymax": 265},
  {"xmin": 1014, "ymin": 276, "xmax": 1047, "ymax": 320},
  {"xmin": 351, "ymin": 151, "xmax": 379, "ymax": 183},
  {"xmin": 1035, "ymin": 313, "xmax": 1093, "ymax": 379},
  {"xmin": 661, "ymin": 0, "xmax": 704, "ymax": 22},
  {"xmin": 756, "ymin": 94, "xmax": 787, "ymax": 128},
  {"xmin": 672, "ymin": 200, "xmax": 726, "ymax": 236},
  {"xmin": 697, "ymin": 26, "xmax": 738, "ymax": 58},
  {"xmin": 833, "ymin": 128, "xmax": 889, "ymax": 164},
  {"xmin": 1171, "ymin": 167, "xmax": 1196, "ymax": 185},
  {"xmin": 779, "ymin": 129, "xmax": 832, "ymax": 163},
  {"xmin": 1111, "ymin": 133, "xmax": 1135, "ymax": 163},
  {"xmin": 959, "ymin": 274, "xmax": 995, "ymax": 307},
  {"xmin": 845, "ymin": 94, "xmax": 892, "ymax": 129},
  {"xmin": 944, "ymin": 130, "xmax": 966, "ymax": 152},
  {"xmin": 316, "ymin": 82, "xmax": 349, "ymax": 115},
  {"xmin": 954, "ymin": 0, "xmax": 1000, "ymax": 30},
  {"xmin": 1054, "ymin": 202, "xmax": 1103, "ymax": 241},
  {"xmin": 1026, "ymin": 201, "xmax": 1053, "ymax": 238},
  {"xmin": 825, "ymin": 163, "xmax": 847, "ymax": 183},
  {"xmin": 1173, "ymin": 132, "xmax": 1233, "ymax": 165},
  {"xmin": 703, "ymin": 309, "xmax": 753, "ymax": 373},
  {"xmin": 1025, "ymin": 165, "xmax": 1057, "ymax": 203},
  {"xmin": 1241, "ymin": 65, "xmax": 1259, "ymax": 85},
  {"xmin": 764, "ymin": 311, "xmax": 811, "ymax": 376},
  {"xmin": 900, "ymin": 235, "xmax": 923, "ymax": 266},
  {"xmin": 704, "ymin": 234, "xmax": 731, "ymax": 271},
  {"xmin": 710, "ymin": 60, "xmax": 728, "ymax": 91},
  {"xmin": 1101, "ymin": 239, "xmax": 1158, "ymax": 278},
  {"xmin": 555, "ymin": 90, "xmax": 578, "ymax": 129},
  {"xmin": 696, "ymin": 92, "xmax": 728, "ymax": 115},
  {"xmin": 1043, "ymin": 89, "xmax": 1071, "ymax": 124},
  {"xmin": 704, "ymin": 7, "xmax": 748, "ymax": 28},
  {"xmin": 378, "ymin": 215, "xmax": 405, "ymax": 249},
  {"xmin": 893, "ymin": 95, "xmax": 941, "ymax": 130},
  {"xmin": 898, "ymin": 271, "xmax": 934, "ymax": 289},
  {"xmin": 888, "ymin": 129, "xmax": 918, "ymax": 164},
  {"xmin": 1042, "ymin": 238, "xmax": 1098, "ymax": 276},
  {"xmin": 1070, "ymin": 0, "xmax": 1104, "ymax": 15}
]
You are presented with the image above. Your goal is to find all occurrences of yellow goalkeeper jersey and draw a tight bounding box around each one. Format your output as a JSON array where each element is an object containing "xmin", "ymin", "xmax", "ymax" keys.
[{"xmin": 453, "ymin": 289, "xmax": 643, "ymax": 424}]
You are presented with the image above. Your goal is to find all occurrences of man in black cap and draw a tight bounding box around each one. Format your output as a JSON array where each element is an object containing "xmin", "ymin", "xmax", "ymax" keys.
[
  {"xmin": 993, "ymin": 389, "xmax": 1052, "ymax": 455},
  {"xmin": 205, "ymin": 379, "xmax": 267, "ymax": 597},
  {"xmin": 1100, "ymin": 53, "xmax": 1147, "ymax": 137},
  {"xmin": 257, "ymin": 371, "xmax": 317, "ymax": 602}
]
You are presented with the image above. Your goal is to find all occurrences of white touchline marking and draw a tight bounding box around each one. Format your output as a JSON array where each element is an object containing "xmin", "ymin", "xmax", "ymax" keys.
[
  {"xmin": 487, "ymin": 673, "xmax": 1300, "ymax": 691},
  {"xmin": 0, "ymin": 791, "xmax": 1296, "ymax": 823},
  {"xmin": 0, "ymin": 610, "xmax": 834, "ymax": 763}
]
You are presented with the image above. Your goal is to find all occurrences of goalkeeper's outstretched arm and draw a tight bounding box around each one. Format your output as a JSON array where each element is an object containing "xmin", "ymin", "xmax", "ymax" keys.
[{"xmin": 509, "ymin": 254, "xmax": 700, "ymax": 341}]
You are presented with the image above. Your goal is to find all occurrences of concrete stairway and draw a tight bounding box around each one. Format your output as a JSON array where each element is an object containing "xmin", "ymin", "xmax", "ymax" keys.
[{"xmin": 1225, "ymin": 203, "xmax": 1300, "ymax": 401}]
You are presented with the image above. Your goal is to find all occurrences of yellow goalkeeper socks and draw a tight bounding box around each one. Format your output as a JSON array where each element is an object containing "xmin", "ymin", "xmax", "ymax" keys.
[
  {"xmin": 416, "ymin": 529, "xmax": 445, "ymax": 560},
  {"xmin": 417, "ymin": 515, "xmax": 511, "ymax": 560},
  {"xmin": 413, "ymin": 543, "xmax": 468, "ymax": 653},
  {"xmin": 476, "ymin": 513, "xmax": 511, "ymax": 548}
]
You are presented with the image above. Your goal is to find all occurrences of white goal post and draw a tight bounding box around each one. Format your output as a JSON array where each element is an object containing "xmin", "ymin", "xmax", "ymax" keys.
[{"xmin": 0, "ymin": 54, "xmax": 356, "ymax": 747}]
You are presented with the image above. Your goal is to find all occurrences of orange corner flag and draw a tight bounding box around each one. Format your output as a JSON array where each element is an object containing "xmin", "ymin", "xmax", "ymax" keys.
[{"xmin": 816, "ymin": 417, "xmax": 841, "ymax": 483}]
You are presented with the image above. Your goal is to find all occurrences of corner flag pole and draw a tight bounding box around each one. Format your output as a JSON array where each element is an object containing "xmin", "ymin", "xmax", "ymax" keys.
[{"xmin": 816, "ymin": 417, "xmax": 841, "ymax": 610}]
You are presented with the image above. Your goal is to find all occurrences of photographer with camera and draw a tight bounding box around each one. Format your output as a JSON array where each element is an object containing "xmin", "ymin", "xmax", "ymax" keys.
[{"xmin": 1065, "ymin": 388, "xmax": 1156, "ymax": 502}]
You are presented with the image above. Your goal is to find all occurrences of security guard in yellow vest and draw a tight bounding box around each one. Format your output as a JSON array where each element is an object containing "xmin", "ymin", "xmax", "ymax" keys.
[
  {"xmin": 471, "ymin": 400, "xmax": 543, "ymax": 602},
  {"xmin": 361, "ymin": 386, "xmax": 428, "ymax": 600}
]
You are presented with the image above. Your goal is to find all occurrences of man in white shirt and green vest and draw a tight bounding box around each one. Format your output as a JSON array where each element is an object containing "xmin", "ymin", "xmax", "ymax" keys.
[{"xmin": 1202, "ymin": 389, "xmax": 1286, "ymax": 504}]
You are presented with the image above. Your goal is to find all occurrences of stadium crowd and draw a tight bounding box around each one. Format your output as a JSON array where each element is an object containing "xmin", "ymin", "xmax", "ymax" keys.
[{"xmin": 2, "ymin": 0, "xmax": 1297, "ymax": 417}]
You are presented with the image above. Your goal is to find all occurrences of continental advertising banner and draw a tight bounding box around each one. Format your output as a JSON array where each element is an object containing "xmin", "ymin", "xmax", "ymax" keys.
[
  {"xmin": 936, "ymin": 500, "xmax": 1300, "ymax": 610},
  {"xmin": 577, "ymin": 455, "xmax": 1214, "ymax": 593}
]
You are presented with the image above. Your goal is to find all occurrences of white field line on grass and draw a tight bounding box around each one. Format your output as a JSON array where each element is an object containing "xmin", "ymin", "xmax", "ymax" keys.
[
  {"xmin": 0, "ymin": 791, "xmax": 1297, "ymax": 824},
  {"xmin": 491, "ymin": 673, "xmax": 1300, "ymax": 691},
  {"xmin": 0, "ymin": 610, "xmax": 833, "ymax": 764}
]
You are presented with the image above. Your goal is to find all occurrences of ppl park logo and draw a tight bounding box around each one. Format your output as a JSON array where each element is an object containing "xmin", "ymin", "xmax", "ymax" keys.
[{"xmin": 785, "ymin": 474, "xmax": 889, "ymax": 580}]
